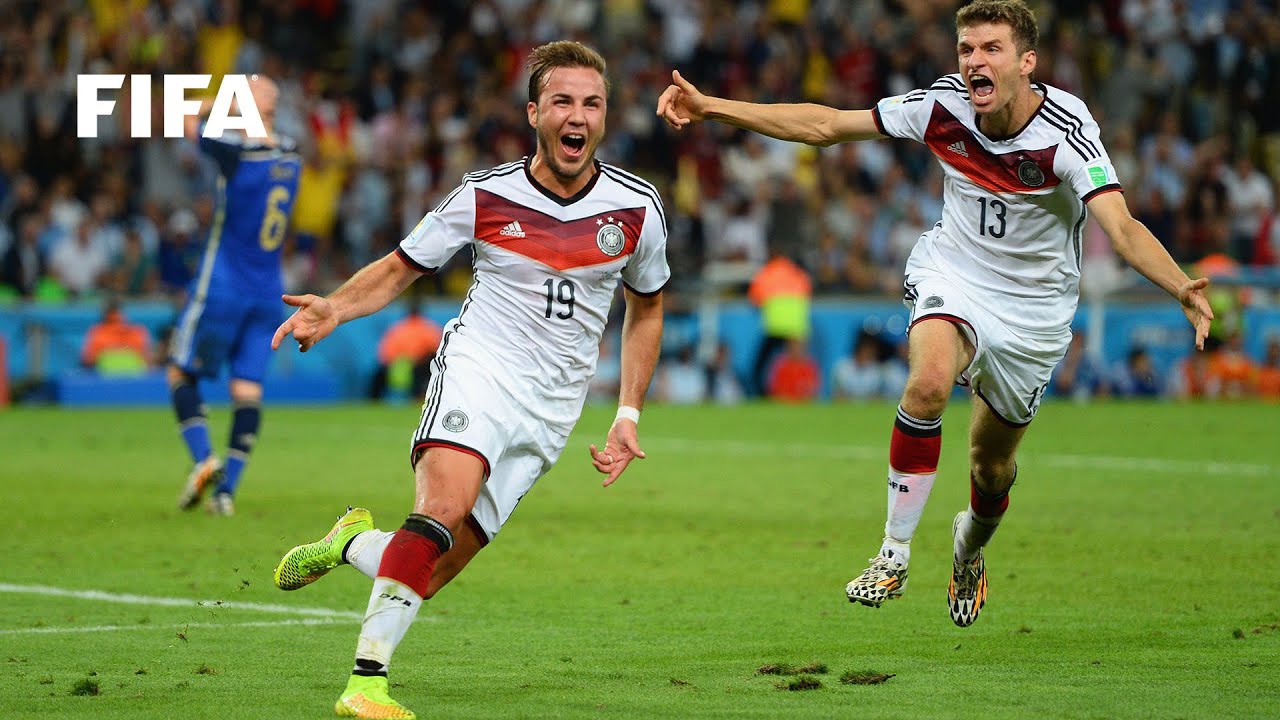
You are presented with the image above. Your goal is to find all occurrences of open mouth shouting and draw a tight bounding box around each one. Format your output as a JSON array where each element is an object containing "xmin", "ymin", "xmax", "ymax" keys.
[
  {"xmin": 561, "ymin": 132, "xmax": 587, "ymax": 160},
  {"xmin": 969, "ymin": 74, "xmax": 995, "ymax": 107}
]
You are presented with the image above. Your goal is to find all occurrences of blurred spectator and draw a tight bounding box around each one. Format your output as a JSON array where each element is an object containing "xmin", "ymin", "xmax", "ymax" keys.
[
  {"xmin": 1052, "ymin": 333, "xmax": 1108, "ymax": 401},
  {"xmin": 1255, "ymin": 338, "xmax": 1280, "ymax": 400},
  {"xmin": 588, "ymin": 330, "xmax": 622, "ymax": 405},
  {"xmin": 80, "ymin": 298, "xmax": 153, "ymax": 375},
  {"xmin": 748, "ymin": 249, "xmax": 811, "ymax": 396},
  {"xmin": 157, "ymin": 208, "xmax": 203, "ymax": 298},
  {"xmin": 1, "ymin": 214, "xmax": 45, "ymax": 298},
  {"xmin": 1222, "ymin": 153, "xmax": 1274, "ymax": 263},
  {"xmin": 704, "ymin": 342, "xmax": 744, "ymax": 406},
  {"xmin": 48, "ymin": 220, "xmax": 111, "ymax": 298},
  {"xmin": 1170, "ymin": 343, "xmax": 1214, "ymax": 400},
  {"xmin": 832, "ymin": 329, "xmax": 887, "ymax": 401},
  {"xmin": 766, "ymin": 338, "xmax": 819, "ymax": 402},
  {"xmin": 369, "ymin": 299, "xmax": 442, "ymax": 402},
  {"xmin": 1111, "ymin": 347, "xmax": 1163, "ymax": 398},
  {"xmin": 655, "ymin": 344, "xmax": 706, "ymax": 405},
  {"xmin": 109, "ymin": 226, "xmax": 158, "ymax": 298},
  {"xmin": 1205, "ymin": 332, "xmax": 1255, "ymax": 399}
]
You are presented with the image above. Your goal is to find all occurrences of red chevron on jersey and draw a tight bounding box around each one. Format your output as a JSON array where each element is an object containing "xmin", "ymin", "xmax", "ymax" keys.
[
  {"xmin": 925, "ymin": 104, "xmax": 1060, "ymax": 195},
  {"xmin": 474, "ymin": 189, "xmax": 645, "ymax": 270}
]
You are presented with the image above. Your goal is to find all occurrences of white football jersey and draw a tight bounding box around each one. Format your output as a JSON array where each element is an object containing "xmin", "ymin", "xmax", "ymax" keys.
[
  {"xmin": 875, "ymin": 75, "xmax": 1122, "ymax": 330},
  {"xmin": 397, "ymin": 157, "xmax": 669, "ymax": 421}
]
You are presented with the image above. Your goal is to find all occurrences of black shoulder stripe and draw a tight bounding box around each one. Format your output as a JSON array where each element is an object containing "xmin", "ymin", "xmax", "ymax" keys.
[
  {"xmin": 600, "ymin": 166, "xmax": 666, "ymax": 233},
  {"xmin": 1040, "ymin": 100, "xmax": 1100, "ymax": 159},
  {"xmin": 462, "ymin": 162, "xmax": 523, "ymax": 185},
  {"xmin": 433, "ymin": 181, "xmax": 469, "ymax": 214},
  {"xmin": 1040, "ymin": 99, "xmax": 1098, "ymax": 157},
  {"xmin": 1038, "ymin": 113, "xmax": 1093, "ymax": 162},
  {"xmin": 599, "ymin": 162, "xmax": 661, "ymax": 197},
  {"xmin": 463, "ymin": 159, "xmax": 523, "ymax": 182}
]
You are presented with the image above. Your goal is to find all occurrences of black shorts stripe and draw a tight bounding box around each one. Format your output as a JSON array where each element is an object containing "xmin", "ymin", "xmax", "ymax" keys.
[
  {"xmin": 974, "ymin": 386, "xmax": 1032, "ymax": 428},
  {"xmin": 421, "ymin": 278, "xmax": 479, "ymax": 436},
  {"xmin": 411, "ymin": 438, "xmax": 492, "ymax": 477}
]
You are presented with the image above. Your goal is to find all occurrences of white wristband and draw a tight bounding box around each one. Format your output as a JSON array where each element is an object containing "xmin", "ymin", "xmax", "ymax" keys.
[{"xmin": 614, "ymin": 405, "xmax": 640, "ymax": 425}]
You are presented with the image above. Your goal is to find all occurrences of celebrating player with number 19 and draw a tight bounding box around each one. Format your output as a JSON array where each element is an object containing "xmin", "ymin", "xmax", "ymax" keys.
[
  {"xmin": 271, "ymin": 42, "xmax": 668, "ymax": 719},
  {"xmin": 658, "ymin": 0, "xmax": 1212, "ymax": 628}
]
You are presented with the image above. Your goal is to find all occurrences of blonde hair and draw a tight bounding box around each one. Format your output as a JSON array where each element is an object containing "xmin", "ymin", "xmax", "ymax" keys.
[{"xmin": 526, "ymin": 41, "xmax": 610, "ymax": 104}]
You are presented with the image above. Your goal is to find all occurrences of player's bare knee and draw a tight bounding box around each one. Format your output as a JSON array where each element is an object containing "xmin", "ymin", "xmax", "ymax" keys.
[
  {"xmin": 166, "ymin": 365, "xmax": 192, "ymax": 388},
  {"xmin": 970, "ymin": 455, "xmax": 1016, "ymax": 495},
  {"xmin": 228, "ymin": 379, "xmax": 263, "ymax": 403},
  {"xmin": 416, "ymin": 501, "xmax": 469, "ymax": 535},
  {"xmin": 901, "ymin": 375, "xmax": 951, "ymax": 417}
]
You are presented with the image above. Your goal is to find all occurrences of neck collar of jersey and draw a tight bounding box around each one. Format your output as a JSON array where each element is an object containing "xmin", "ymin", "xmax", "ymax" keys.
[
  {"xmin": 975, "ymin": 82, "xmax": 1046, "ymax": 142},
  {"xmin": 523, "ymin": 154, "xmax": 601, "ymax": 206}
]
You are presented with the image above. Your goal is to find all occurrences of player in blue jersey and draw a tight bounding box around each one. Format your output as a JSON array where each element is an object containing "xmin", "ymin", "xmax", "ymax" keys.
[{"xmin": 170, "ymin": 75, "xmax": 301, "ymax": 516}]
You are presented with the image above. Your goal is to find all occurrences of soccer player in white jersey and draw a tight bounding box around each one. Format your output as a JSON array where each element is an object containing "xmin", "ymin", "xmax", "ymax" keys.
[
  {"xmin": 657, "ymin": 0, "xmax": 1212, "ymax": 627},
  {"xmin": 271, "ymin": 42, "xmax": 668, "ymax": 719}
]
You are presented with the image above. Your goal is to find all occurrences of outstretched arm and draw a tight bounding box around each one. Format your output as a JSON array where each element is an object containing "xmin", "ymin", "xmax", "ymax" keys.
[
  {"xmin": 1088, "ymin": 191, "xmax": 1214, "ymax": 349},
  {"xmin": 655, "ymin": 69, "xmax": 884, "ymax": 146},
  {"xmin": 272, "ymin": 251, "xmax": 421, "ymax": 352},
  {"xmin": 589, "ymin": 288, "xmax": 663, "ymax": 486}
]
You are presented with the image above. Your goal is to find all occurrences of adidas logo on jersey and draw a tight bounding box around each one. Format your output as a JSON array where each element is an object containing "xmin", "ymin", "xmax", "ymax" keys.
[
  {"xmin": 499, "ymin": 220, "xmax": 526, "ymax": 238},
  {"xmin": 947, "ymin": 141, "xmax": 969, "ymax": 157}
]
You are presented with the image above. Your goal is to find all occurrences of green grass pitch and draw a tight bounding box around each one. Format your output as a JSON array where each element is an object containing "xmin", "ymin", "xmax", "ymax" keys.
[{"xmin": 1, "ymin": 400, "xmax": 1277, "ymax": 719}]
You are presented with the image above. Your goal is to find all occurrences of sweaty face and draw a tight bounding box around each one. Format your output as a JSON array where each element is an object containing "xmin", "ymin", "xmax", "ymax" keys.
[
  {"xmin": 527, "ymin": 66, "xmax": 607, "ymax": 182},
  {"xmin": 957, "ymin": 23, "xmax": 1032, "ymax": 116}
]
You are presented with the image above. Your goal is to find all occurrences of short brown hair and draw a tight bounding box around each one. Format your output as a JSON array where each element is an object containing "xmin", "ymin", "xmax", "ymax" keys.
[
  {"xmin": 526, "ymin": 41, "xmax": 610, "ymax": 104},
  {"xmin": 956, "ymin": 0, "xmax": 1039, "ymax": 53}
]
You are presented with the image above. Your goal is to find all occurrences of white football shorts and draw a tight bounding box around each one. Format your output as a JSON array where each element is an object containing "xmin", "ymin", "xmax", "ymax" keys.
[
  {"xmin": 410, "ymin": 347, "xmax": 574, "ymax": 542},
  {"xmin": 904, "ymin": 270, "xmax": 1071, "ymax": 426}
]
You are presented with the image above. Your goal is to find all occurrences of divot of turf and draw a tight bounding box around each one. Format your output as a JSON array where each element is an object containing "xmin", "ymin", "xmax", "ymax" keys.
[
  {"xmin": 757, "ymin": 662, "xmax": 828, "ymax": 676},
  {"xmin": 776, "ymin": 676, "xmax": 822, "ymax": 691},
  {"xmin": 839, "ymin": 670, "xmax": 895, "ymax": 685},
  {"xmin": 70, "ymin": 678, "xmax": 100, "ymax": 696}
]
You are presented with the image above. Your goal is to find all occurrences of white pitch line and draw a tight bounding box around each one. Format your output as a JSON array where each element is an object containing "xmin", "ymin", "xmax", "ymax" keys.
[
  {"xmin": 644, "ymin": 436, "xmax": 1274, "ymax": 477},
  {"xmin": 0, "ymin": 583, "xmax": 363, "ymax": 620},
  {"xmin": 0, "ymin": 618, "xmax": 347, "ymax": 636}
]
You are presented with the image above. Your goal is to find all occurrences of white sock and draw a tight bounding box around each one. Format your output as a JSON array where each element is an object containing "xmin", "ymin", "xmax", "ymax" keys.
[
  {"xmin": 955, "ymin": 507, "xmax": 1003, "ymax": 563},
  {"xmin": 354, "ymin": 578, "xmax": 423, "ymax": 669},
  {"xmin": 881, "ymin": 468, "xmax": 936, "ymax": 566},
  {"xmin": 345, "ymin": 530, "xmax": 394, "ymax": 579}
]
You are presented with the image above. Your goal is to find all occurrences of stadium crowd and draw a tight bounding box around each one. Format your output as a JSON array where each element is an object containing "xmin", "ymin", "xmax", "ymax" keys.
[{"xmin": 1, "ymin": 0, "xmax": 1278, "ymax": 400}]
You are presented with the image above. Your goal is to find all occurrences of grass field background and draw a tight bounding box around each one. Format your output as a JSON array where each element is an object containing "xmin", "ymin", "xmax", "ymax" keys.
[{"xmin": 1, "ymin": 400, "xmax": 1277, "ymax": 719}]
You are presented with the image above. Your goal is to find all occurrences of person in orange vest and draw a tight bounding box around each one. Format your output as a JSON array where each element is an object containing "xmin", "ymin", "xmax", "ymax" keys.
[
  {"xmin": 747, "ymin": 248, "xmax": 812, "ymax": 396},
  {"xmin": 80, "ymin": 298, "xmax": 154, "ymax": 375},
  {"xmin": 369, "ymin": 298, "xmax": 443, "ymax": 401}
]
